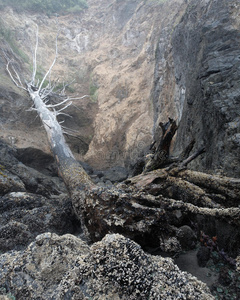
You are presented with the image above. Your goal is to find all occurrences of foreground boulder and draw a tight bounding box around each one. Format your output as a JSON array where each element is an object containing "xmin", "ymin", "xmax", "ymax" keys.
[{"xmin": 0, "ymin": 233, "xmax": 213, "ymax": 299}]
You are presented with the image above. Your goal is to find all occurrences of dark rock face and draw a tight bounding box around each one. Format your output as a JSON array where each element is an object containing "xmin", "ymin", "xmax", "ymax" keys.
[
  {"xmin": 177, "ymin": 225, "xmax": 197, "ymax": 250},
  {"xmin": 0, "ymin": 140, "xmax": 64, "ymax": 196},
  {"xmin": 16, "ymin": 147, "xmax": 57, "ymax": 176},
  {"xmin": 172, "ymin": 0, "xmax": 240, "ymax": 177},
  {"xmin": 0, "ymin": 88, "xmax": 38, "ymax": 129},
  {"xmin": 0, "ymin": 192, "xmax": 80, "ymax": 252},
  {"xmin": 0, "ymin": 140, "xmax": 80, "ymax": 252},
  {"xmin": 92, "ymin": 166, "xmax": 128, "ymax": 184}
]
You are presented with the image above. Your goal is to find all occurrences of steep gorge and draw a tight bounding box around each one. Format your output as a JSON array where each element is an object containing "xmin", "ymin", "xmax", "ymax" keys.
[
  {"xmin": 0, "ymin": 0, "xmax": 239, "ymax": 176},
  {"xmin": 0, "ymin": 1, "xmax": 240, "ymax": 299}
]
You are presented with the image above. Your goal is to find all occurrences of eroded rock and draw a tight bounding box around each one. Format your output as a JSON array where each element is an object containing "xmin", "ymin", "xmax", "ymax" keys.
[
  {"xmin": 0, "ymin": 140, "xmax": 65, "ymax": 197},
  {"xmin": 177, "ymin": 225, "xmax": 197, "ymax": 250},
  {"xmin": 172, "ymin": 0, "xmax": 240, "ymax": 176},
  {"xmin": 0, "ymin": 141, "xmax": 81, "ymax": 252},
  {"xmin": 0, "ymin": 233, "xmax": 213, "ymax": 299},
  {"xmin": 0, "ymin": 192, "xmax": 80, "ymax": 252}
]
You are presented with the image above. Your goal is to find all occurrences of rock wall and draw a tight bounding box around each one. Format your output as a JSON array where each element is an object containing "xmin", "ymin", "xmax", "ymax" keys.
[
  {"xmin": 171, "ymin": 0, "xmax": 240, "ymax": 177},
  {"xmin": 82, "ymin": 0, "xmax": 189, "ymax": 170}
]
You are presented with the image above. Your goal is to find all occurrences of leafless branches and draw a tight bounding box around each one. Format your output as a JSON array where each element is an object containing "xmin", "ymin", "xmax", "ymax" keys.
[
  {"xmin": 31, "ymin": 24, "xmax": 39, "ymax": 85},
  {"xmin": 3, "ymin": 51, "xmax": 27, "ymax": 91},
  {"xmin": 3, "ymin": 24, "xmax": 89, "ymax": 130}
]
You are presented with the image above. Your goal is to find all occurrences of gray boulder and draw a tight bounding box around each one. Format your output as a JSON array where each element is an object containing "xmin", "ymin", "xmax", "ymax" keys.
[{"xmin": 0, "ymin": 233, "xmax": 213, "ymax": 299}]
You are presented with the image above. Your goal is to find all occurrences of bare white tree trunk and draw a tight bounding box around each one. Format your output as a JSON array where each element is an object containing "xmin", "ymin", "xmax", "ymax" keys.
[{"xmin": 4, "ymin": 26, "xmax": 93, "ymax": 193}]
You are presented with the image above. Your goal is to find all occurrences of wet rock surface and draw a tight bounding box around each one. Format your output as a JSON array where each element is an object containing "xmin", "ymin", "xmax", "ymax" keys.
[
  {"xmin": 177, "ymin": 225, "xmax": 197, "ymax": 250},
  {"xmin": 0, "ymin": 233, "xmax": 213, "ymax": 300},
  {"xmin": 197, "ymin": 246, "xmax": 211, "ymax": 268},
  {"xmin": 0, "ymin": 140, "xmax": 65, "ymax": 196},
  {"xmin": 91, "ymin": 166, "xmax": 128, "ymax": 185},
  {"xmin": 0, "ymin": 192, "xmax": 80, "ymax": 252}
]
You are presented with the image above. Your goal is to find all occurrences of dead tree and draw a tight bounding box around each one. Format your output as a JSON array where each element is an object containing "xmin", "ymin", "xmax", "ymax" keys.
[
  {"xmin": 4, "ymin": 26, "xmax": 240, "ymax": 256},
  {"xmin": 144, "ymin": 118, "xmax": 178, "ymax": 172}
]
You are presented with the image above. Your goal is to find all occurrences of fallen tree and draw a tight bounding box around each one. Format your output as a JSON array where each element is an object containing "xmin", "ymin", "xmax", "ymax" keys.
[{"xmin": 3, "ymin": 26, "xmax": 240, "ymax": 257}]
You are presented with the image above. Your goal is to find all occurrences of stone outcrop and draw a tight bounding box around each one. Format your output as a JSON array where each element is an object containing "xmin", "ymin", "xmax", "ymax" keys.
[
  {"xmin": 0, "ymin": 140, "xmax": 80, "ymax": 252},
  {"xmin": 171, "ymin": 0, "xmax": 240, "ymax": 177},
  {"xmin": 0, "ymin": 140, "xmax": 65, "ymax": 196},
  {"xmin": 0, "ymin": 233, "xmax": 213, "ymax": 299},
  {"xmin": 0, "ymin": 191, "xmax": 81, "ymax": 252}
]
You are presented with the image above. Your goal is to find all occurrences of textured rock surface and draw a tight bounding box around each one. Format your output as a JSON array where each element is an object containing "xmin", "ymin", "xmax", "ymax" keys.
[
  {"xmin": 0, "ymin": 140, "xmax": 80, "ymax": 252},
  {"xmin": 83, "ymin": 0, "xmax": 188, "ymax": 169},
  {"xmin": 0, "ymin": 233, "xmax": 213, "ymax": 299},
  {"xmin": 0, "ymin": 192, "xmax": 80, "ymax": 252},
  {"xmin": 171, "ymin": 0, "xmax": 240, "ymax": 176},
  {"xmin": 0, "ymin": 140, "xmax": 65, "ymax": 196}
]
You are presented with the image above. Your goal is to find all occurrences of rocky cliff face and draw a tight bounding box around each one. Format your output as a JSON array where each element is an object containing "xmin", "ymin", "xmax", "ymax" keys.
[
  {"xmin": 82, "ymin": 0, "xmax": 188, "ymax": 169},
  {"xmin": 171, "ymin": 0, "xmax": 240, "ymax": 177},
  {"xmin": 0, "ymin": 0, "xmax": 239, "ymax": 176}
]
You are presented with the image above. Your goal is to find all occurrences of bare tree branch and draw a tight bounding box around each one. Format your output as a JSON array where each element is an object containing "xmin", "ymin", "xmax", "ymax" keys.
[
  {"xmin": 56, "ymin": 101, "xmax": 73, "ymax": 113},
  {"xmin": 47, "ymin": 97, "xmax": 71, "ymax": 108},
  {"xmin": 38, "ymin": 31, "xmax": 59, "ymax": 91},
  {"xmin": 2, "ymin": 49, "xmax": 27, "ymax": 91},
  {"xmin": 31, "ymin": 24, "xmax": 39, "ymax": 85}
]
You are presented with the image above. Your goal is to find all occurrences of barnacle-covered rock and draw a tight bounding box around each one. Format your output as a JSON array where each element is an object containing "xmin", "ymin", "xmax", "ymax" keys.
[
  {"xmin": 160, "ymin": 236, "xmax": 181, "ymax": 253},
  {"xmin": 236, "ymin": 256, "xmax": 240, "ymax": 274},
  {"xmin": 0, "ymin": 165, "xmax": 25, "ymax": 195},
  {"xmin": 0, "ymin": 233, "xmax": 213, "ymax": 299},
  {"xmin": 0, "ymin": 233, "xmax": 89, "ymax": 299},
  {"xmin": 0, "ymin": 192, "xmax": 80, "ymax": 252}
]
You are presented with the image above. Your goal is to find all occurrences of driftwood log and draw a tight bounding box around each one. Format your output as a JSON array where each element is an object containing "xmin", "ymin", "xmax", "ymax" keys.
[{"xmin": 68, "ymin": 120, "xmax": 240, "ymax": 257}]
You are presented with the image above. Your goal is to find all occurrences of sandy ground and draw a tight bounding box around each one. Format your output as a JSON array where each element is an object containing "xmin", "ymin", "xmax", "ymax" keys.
[{"xmin": 175, "ymin": 250, "xmax": 218, "ymax": 287}]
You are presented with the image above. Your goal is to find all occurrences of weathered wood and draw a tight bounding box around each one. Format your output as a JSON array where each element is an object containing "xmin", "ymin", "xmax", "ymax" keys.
[
  {"xmin": 27, "ymin": 86, "xmax": 93, "ymax": 191},
  {"xmin": 144, "ymin": 118, "xmax": 178, "ymax": 172},
  {"xmin": 69, "ymin": 171, "xmax": 240, "ymax": 253}
]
